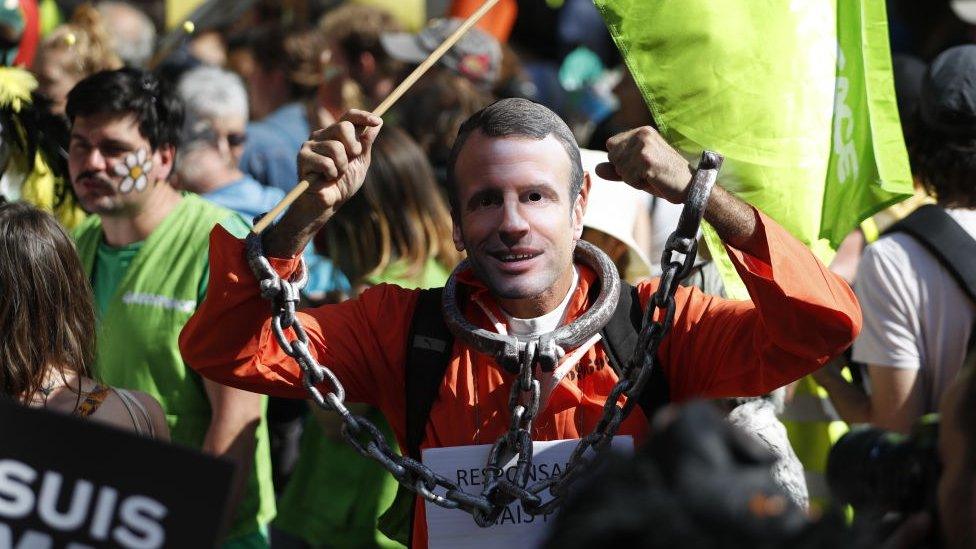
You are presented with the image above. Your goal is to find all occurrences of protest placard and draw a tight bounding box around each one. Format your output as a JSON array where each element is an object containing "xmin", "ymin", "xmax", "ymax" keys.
[{"xmin": 0, "ymin": 399, "xmax": 233, "ymax": 548}]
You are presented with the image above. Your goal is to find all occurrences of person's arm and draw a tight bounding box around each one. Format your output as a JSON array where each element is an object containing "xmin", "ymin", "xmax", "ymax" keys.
[
  {"xmin": 597, "ymin": 126, "xmax": 762, "ymax": 255},
  {"xmin": 810, "ymin": 358, "xmax": 871, "ymax": 424},
  {"xmin": 819, "ymin": 240, "xmax": 926, "ymax": 433},
  {"xmin": 261, "ymin": 109, "xmax": 382, "ymax": 259},
  {"xmin": 180, "ymin": 110, "xmax": 407, "ymax": 400},
  {"xmin": 598, "ymin": 126, "xmax": 861, "ymax": 399},
  {"xmin": 201, "ymin": 379, "xmax": 262, "ymax": 523},
  {"xmin": 811, "ymin": 358, "xmax": 925, "ymax": 434}
]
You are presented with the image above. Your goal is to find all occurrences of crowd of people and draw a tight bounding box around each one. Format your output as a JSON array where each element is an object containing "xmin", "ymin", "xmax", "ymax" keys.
[{"xmin": 0, "ymin": 1, "xmax": 974, "ymax": 548}]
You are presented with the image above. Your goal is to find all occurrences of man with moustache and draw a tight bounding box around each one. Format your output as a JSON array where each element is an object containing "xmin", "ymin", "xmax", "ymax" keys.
[
  {"xmin": 181, "ymin": 98, "xmax": 861, "ymax": 548},
  {"xmin": 67, "ymin": 68, "xmax": 276, "ymax": 548}
]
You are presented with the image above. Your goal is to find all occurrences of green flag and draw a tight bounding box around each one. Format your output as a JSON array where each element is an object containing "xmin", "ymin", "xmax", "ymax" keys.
[{"xmin": 594, "ymin": 0, "xmax": 913, "ymax": 297}]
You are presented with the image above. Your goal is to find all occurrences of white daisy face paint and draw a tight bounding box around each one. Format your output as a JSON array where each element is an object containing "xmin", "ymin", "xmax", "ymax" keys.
[{"xmin": 112, "ymin": 148, "xmax": 154, "ymax": 194}]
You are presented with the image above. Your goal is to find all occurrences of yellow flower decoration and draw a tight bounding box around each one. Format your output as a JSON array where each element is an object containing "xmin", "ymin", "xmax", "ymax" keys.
[{"xmin": 113, "ymin": 149, "xmax": 153, "ymax": 193}]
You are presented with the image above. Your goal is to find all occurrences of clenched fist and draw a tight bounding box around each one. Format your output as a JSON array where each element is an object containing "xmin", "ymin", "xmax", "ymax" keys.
[
  {"xmin": 297, "ymin": 109, "xmax": 383, "ymax": 212},
  {"xmin": 596, "ymin": 126, "xmax": 693, "ymax": 204}
]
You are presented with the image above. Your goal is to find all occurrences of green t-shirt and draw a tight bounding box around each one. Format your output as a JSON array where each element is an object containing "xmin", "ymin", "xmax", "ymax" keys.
[
  {"xmin": 91, "ymin": 215, "xmax": 249, "ymax": 317},
  {"xmin": 94, "ymin": 241, "xmax": 141, "ymax": 319},
  {"xmin": 74, "ymin": 195, "xmax": 272, "ymax": 542}
]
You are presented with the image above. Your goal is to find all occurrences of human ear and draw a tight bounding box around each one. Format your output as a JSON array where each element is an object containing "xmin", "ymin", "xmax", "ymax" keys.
[
  {"xmin": 154, "ymin": 144, "xmax": 176, "ymax": 183},
  {"xmin": 572, "ymin": 171, "xmax": 591, "ymax": 239},
  {"xmin": 452, "ymin": 216, "xmax": 466, "ymax": 252}
]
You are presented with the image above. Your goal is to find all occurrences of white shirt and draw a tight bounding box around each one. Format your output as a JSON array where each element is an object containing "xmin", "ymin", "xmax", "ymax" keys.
[
  {"xmin": 852, "ymin": 208, "xmax": 976, "ymax": 411},
  {"xmin": 502, "ymin": 269, "xmax": 579, "ymax": 337}
]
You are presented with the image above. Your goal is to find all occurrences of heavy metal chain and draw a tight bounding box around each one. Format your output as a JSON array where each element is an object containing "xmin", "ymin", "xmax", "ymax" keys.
[{"xmin": 245, "ymin": 150, "xmax": 722, "ymax": 526}]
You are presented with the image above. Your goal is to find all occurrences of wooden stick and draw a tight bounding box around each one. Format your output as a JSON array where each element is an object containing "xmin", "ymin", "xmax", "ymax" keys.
[{"xmin": 252, "ymin": 0, "xmax": 501, "ymax": 235}]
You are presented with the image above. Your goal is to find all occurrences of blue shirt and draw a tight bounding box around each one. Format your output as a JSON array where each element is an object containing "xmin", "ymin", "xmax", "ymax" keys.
[
  {"xmin": 204, "ymin": 175, "xmax": 285, "ymax": 222},
  {"xmin": 239, "ymin": 103, "xmax": 310, "ymax": 193},
  {"xmin": 201, "ymin": 175, "xmax": 351, "ymax": 297}
]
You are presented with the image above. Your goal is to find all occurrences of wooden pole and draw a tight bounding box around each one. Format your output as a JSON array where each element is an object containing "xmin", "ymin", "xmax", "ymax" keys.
[{"xmin": 251, "ymin": 0, "xmax": 501, "ymax": 235}]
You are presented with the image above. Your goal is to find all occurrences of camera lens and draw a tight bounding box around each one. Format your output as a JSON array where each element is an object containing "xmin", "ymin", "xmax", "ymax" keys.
[{"xmin": 826, "ymin": 426, "xmax": 923, "ymax": 511}]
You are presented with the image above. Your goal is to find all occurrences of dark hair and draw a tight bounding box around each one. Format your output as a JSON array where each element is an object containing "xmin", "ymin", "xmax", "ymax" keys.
[
  {"xmin": 0, "ymin": 202, "xmax": 95, "ymax": 403},
  {"xmin": 395, "ymin": 71, "xmax": 493, "ymax": 186},
  {"xmin": 446, "ymin": 97, "xmax": 584, "ymax": 213},
  {"xmin": 318, "ymin": 4, "xmax": 403, "ymax": 79},
  {"xmin": 909, "ymin": 125, "xmax": 976, "ymax": 208},
  {"xmin": 232, "ymin": 25, "xmax": 320, "ymax": 101},
  {"xmin": 66, "ymin": 67, "xmax": 185, "ymax": 150},
  {"xmin": 314, "ymin": 126, "xmax": 462, "ymax": 283}
]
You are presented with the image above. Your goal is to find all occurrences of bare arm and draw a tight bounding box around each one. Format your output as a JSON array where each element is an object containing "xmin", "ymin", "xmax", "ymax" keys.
[
  {"xmin": 813, "ymin": 361, "xmax": 924, "ymax": 433},
  {"xmin": 202, "ymin": 379, "xmax": 262, "ymax": 521},
  {"xmin": 811, "ymin": 359, "xmax": 871, "ymax": 424},
  {"xmin": 596, "ymin": 126, "xmax": 761, "ymax": 254}
]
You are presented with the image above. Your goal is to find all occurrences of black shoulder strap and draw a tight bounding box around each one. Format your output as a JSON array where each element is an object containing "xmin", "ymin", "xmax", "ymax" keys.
[
  {"xmin": 404, "ymin": 287, "xmax": 454, "ymax": 460},
  {"xmin": 599, "ymin": 282, "xmax": 671, "ymax": 420},
  {"xmin": 884, "ymin": 204, "xmax": 976, "ymax": 304},
  {"xmin": 378, "ymin": 288, "xmax": 455, "ymax": 547}
]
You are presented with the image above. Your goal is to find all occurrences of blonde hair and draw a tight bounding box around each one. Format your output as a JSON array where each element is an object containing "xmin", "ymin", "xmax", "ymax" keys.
[
  {"xmin": 40, "ymin": 4, "xmax": 122, "ymax": 77},
  {"xmin": 314, "ymin": 127, "xmax": 462, "ymax": 283}
]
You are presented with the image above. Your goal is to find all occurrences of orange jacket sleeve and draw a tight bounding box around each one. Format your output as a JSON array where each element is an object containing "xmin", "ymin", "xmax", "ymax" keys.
[
  {"xmin": 645, "ymin": 208, "xmax": 862, "ymax": 401},
  {"xmin": 179, "ymin": 226, "xmax": 417, "ymax": 417}
]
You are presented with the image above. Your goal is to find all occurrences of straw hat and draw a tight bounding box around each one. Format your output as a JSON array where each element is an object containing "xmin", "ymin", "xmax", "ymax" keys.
[{"xmin": 579, "ymin": 148, "xmax": 652, "ymax": 283}]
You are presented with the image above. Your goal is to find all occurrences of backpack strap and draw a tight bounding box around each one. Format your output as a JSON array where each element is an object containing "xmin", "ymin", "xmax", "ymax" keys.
[
  {"xmin": 884, "ymin": 204, "xmax": 976, "ymax": 304},
  {"xmin": 885, "ymin": 204, "xmax": 976, "ymax": 355},
  {"xmin": 599, "ymin": 281, "xmax": 671, "ymax": 420},
  {"xmin": 378, "ymin": 288, "xmax": 454, "ymax": 546},
  {"xmin": 404, "ymin": 288, "xmax": 455, "ymax": 460}
]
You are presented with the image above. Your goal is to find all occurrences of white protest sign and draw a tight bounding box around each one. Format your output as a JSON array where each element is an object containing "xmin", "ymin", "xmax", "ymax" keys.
[{"xmin": 422, "ymin": 436, "xmax": 633, "ymax": 549}]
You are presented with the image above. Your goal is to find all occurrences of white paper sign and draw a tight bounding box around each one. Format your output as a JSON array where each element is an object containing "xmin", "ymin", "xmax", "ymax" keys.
[{"xmin": 422, "ymin": 436, "xmax": 634, "ymax": 549}]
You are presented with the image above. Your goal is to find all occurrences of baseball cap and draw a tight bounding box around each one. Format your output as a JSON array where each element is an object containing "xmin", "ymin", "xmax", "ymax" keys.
[
  {"xmin": 918, "ymin": 44, "xmax": 976, "ymax": 136},
  {"xmin": 380, "ymin": 18, "xmax": 501, "ymax": 91}
]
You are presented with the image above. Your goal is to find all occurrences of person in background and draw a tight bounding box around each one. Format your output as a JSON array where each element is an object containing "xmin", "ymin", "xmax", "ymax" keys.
[
  {"xmin": 94, "ymin": 1, "xmax": 155, "ymax": 69},
  {"xmin": 175, "ymin": 66, "xmax": 277, "ymax": 219},
  {"xmin": 176, "ymin": 64, "xmax": 349, "ymax": 496},
  {"xmin": 814, "ymin": 45, "xmax": 976, "ymax": 435},
  {"xmin": 238, "ymin": 21, "xmax": 367, "ymax": 193},
  {"xmin": 393, "ymin": 69, "xmax": 492, "ymax": 191},
  {"xmin": 0, "ymin": 201, "xmax": 169, "ymax": 439},
  {"xmin": 578, "ymin": 148, "xmax": 652, "ymax": 284},
  {"xmin": 66, "ymin": 68, "xmax": 276, "ymax": 547},
  {"xmin": 318, "ymin": 4, "xmax": 403, "ymax": 106},
  {"xmin": 177, "ymin": 66, "xmax": 248, "ymax": 167},
  {"xmin": 272, "ymin": 127, "xmax": 461, "ymax": 548},
  {"xmin": 382, "ymin": 17, "xmax": 501, "ymax": 192},
  {"xmin": 33, "ymin": 4, "xmax": 121, "ymax": 116}
]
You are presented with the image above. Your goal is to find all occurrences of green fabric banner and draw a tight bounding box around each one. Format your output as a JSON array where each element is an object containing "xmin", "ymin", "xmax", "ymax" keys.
[{"xmin": 594, "ymin": 0, "xmax": 913, "ymax": 297}]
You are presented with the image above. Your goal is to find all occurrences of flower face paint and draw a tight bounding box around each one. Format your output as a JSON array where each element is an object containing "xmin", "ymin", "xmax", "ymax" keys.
[{"xmin": 113, "ymin": 148, "xmax": 154, "ymax": 194}]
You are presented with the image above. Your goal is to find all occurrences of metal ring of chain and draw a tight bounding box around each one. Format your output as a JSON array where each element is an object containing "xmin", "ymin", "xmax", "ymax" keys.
[{"xmin": 442, "ymin": 239, "xmax": 621, "ymax": 373}]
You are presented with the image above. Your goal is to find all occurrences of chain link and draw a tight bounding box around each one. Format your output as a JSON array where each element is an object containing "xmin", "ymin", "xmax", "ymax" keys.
[{"xmin": 245, "ymin": 151, "xmax": 721, "ymax": 527}]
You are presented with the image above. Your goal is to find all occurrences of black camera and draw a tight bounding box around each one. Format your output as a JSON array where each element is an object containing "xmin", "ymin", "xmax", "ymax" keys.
[{"xmin": 826, "ymin": 415, "xmax": 940, "ymax": 513}]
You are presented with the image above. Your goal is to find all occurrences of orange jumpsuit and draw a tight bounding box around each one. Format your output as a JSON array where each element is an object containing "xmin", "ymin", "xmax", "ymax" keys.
[{"xmin": 180, "ymin": 208, "xmax": 861, "ymax": 548}]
